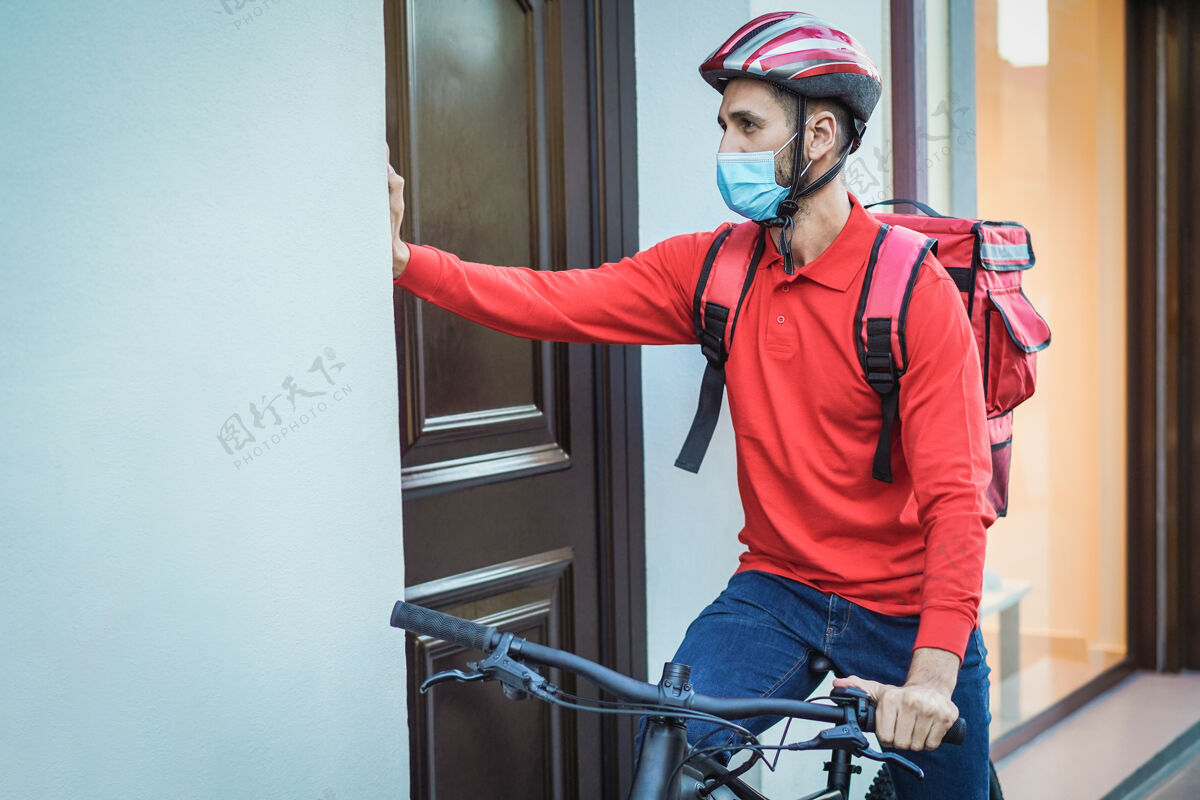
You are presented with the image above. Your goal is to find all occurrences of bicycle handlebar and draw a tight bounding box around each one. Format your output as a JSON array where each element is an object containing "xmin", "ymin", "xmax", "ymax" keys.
[
  {"xmin": 390, "ymin": 601, "xmax": 966, "ymax": 745},
  {"xmin": 390, "ymin": 601, "xmax": 696, "ymax": 711},
  {"xmin": 390, "ymin": 599, "xmax": 501, "ymax": 652}
]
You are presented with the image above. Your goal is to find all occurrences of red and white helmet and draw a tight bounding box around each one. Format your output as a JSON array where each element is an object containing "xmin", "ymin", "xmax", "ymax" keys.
[{"xmin": 699, "ymin": 11, "xmax": 882, "ymax": 132}]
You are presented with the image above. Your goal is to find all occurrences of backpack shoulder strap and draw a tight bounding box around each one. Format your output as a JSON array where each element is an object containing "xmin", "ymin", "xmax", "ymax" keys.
[
  {"xmin": 856, "ymin": 223, "xmax": 937, "ymax": 483},
  {"xmin": 675, "ymin": 221, "xmax": 765, "ymax": 473}
]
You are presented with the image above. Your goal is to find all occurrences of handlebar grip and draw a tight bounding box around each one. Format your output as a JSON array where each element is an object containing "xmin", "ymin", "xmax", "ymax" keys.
[
  {"xmin": 390, "ymin": 601, "xmax": 500, "ymax": 652},
  {"xmin": 942, "ymin": 717, "xmax": 967, "ymax": 746}
]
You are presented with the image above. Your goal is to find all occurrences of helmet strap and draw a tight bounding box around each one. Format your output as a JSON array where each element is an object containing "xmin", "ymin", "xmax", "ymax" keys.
[
  {"xmin": 764, "ymin": 95, "xmax": 807, "ymax": 275},
  {"xmin": 766, "ymin": 94, "xmax": 856, "ymax": 275},
  {"xmin": 783, "ymin": 93, "xmax": 808, "ymax": 211},
  {"xmin": 795, "ymin": 143, "xmax": 853, "ymax": 198}
]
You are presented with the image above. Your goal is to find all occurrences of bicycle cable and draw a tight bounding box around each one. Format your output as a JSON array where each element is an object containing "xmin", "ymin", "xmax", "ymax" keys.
[
  {"xmin": 675, "ymin": 710, "xmax": 866, "ymax": 797},
  {"xmin": 527, "ymin": 684, "xmax": 757, "ymax": 742},
  {"xmin": 524, "ymin": 680, "xmax": 778, "ymax": 796},
  {"xmin": 528, "ymin": 665, "xmax": 850, "ymax": 794},
  {"xmin": 668, "ymin": 717, "xmax": 799, "ymax": 796}
]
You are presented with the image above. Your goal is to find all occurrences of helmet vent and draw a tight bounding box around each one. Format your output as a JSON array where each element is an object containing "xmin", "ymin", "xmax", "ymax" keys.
[{"xmin": 728, "ymin": 22, "xmax": 776, "ymax": 57}]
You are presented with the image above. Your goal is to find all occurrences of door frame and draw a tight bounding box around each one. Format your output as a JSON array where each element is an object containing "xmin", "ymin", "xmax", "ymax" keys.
[
  {"xmin": 1125, "ymin": 0, "xmax": 1200, "ymax": 674},
  {"xmin": 581, "ymin": 1, "xmax": 647, "ymax": 791}
]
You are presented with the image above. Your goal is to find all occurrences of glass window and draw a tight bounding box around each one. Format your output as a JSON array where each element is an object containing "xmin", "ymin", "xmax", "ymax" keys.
[{"xmin": 973, "ymin": 0, "xmax": 1127, "ymax": 738}]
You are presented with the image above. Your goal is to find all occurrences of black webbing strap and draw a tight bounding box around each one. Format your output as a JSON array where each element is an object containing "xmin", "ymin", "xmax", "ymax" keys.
[
  {"xmin": 795, "ymin": 144, "xmax": 853, "ymax": 199},
  {"xmin": 674, "ymin": 354, "xmax": 729, "ymax": 473},
  {"xmin": 864, "ymin": 317, "xmax": 899, "ymax": 483},
  {"xmin": 863, "ymin": 198, "xmax": 947, "ymax": 218},
  {"xmin": 675, "ymin": 228, "xmax": 765, "ymax": 473}
]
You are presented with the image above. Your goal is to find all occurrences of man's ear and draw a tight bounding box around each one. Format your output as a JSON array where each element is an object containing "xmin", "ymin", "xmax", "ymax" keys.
[{"xmin": 805, "ymin": 110, "xmax": 839, "ymax": 163}]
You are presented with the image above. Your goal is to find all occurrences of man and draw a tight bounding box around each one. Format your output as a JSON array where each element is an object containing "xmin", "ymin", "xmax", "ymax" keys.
[{"xmin": 388, "ymin": 12, "xmax": 993, "ymax": 798}]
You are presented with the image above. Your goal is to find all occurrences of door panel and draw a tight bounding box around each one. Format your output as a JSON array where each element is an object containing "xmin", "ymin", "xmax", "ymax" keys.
[
  {"xmin": 395, "ymin": 0, "xmax": 567, "ymax": 496},
  {"xmin": 385, "ymin": 1, "xmax": 643, "ymax": 797},
  {"xmin": 406, "ymin": 550, "xmax": 575, "ymax": 798},
  {"xmin": 411, "ymin": 0, "xmax": 539, "ymax": 420}
]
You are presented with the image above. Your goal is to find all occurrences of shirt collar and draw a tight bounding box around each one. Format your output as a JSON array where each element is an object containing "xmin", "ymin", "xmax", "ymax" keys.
[{"xmin": 762, "ymin": 193, "xmax": 882, "ymax": 292}]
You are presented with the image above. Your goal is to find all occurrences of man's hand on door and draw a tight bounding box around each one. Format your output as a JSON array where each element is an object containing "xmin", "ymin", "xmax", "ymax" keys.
[{"xmin": 387, "ymin": 143, "xmax": 410, "ymax": 280}]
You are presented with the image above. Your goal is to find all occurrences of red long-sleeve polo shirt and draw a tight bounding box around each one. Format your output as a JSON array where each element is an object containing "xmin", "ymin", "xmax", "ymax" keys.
[{"xmin": 394, "ymin": 195, "xmax": 994, "ymax": 659}]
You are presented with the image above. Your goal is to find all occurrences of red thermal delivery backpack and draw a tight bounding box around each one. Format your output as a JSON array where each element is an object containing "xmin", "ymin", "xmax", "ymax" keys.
[{"xmin": 674, "ymin": 199, "xmax": 1051, "ymax": 517}]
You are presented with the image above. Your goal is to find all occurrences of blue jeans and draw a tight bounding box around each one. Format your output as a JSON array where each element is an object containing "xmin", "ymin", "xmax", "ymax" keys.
[{"xmin": 664, "ymin": 570, "xmax": 992, "ymax": 800}]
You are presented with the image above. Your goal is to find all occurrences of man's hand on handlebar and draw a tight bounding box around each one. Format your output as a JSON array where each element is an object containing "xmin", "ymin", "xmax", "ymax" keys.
[{"xmin": 832, "ymin": 647, "xmax": 961, "ymax": 752}]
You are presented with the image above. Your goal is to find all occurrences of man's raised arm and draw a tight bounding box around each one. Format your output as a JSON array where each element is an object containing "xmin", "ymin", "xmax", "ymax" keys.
[{"xmin": 385, "ymin": 155, "xmax": 707, "ymax": 347}]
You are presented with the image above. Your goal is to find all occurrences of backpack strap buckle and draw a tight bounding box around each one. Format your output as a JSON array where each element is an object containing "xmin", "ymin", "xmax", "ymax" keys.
[
  {"xmin": 698, "ymin": 304, "xmax": 731, "ymax": 367},
  {"xmin": 863, "ymin": 347, "xmax": 896, "ymax": 396}
]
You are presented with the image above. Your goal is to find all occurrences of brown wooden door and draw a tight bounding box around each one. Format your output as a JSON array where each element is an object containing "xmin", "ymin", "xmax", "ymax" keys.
[{"xmin": 385, "ymin": 1, "xmax": 644, "ymax": 797}]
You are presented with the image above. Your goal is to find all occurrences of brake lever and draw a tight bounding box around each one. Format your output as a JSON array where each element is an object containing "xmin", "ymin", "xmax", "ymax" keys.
[
  {"xmin": 419, "ymin": 668, "xmax": 486, "ymax": 693},
  {"xmin": 419, "ymin": 632, "xmax": 557, "ymax": 702},
  {"xmin": 785, "ymin": 687, "xmax": 872, "ymax": 754},
  {"xmin": 784, "ymin": 723, "xmax": 870, "ymax": 754},
  {"xmin": 781, "ymin": 688, "xmax": 925, "ymax": 781},
  {"xmin": 857, "ymin": 747, "xmax": 924, "ymax": 780},
  {"xmin": 784, "ymin": 725, "xmax": 925, "ymax": 781},
  {"xmin": 471, "ymin": 633, "xmax": 555, "ymax": 701}
]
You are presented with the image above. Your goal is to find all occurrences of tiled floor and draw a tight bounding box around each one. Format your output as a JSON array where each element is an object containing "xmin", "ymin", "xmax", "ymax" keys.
[{"xmin": 995, "ymin": 671, "xmax": 1200, "ymax": 799}]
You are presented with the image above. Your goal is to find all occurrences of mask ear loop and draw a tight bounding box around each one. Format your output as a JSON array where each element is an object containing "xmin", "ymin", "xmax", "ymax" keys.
[{"xmin": 762, "ymin": 93, "xmax": 807, "ymax": 275}]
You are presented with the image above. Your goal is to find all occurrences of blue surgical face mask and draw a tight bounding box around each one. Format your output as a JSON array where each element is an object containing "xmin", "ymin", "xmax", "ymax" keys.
[{"xmin": 716, "ymin": 118, "xmax": 813, "ymax": 221}]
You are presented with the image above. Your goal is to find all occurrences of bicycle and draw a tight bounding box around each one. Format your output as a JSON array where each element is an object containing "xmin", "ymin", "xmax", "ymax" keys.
[{"xmin": 391, "ymin": 601, "xmax": 970, "ymax": 800}]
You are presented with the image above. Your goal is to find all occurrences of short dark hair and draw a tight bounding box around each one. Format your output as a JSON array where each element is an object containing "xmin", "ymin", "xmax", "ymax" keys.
[{"xmin": 766, "ymin": 83, "xmax": 855, "ymax": 153}]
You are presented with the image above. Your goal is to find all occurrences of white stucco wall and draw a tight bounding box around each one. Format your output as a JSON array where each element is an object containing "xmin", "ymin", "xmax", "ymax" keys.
[
  {"xmin": 635, "ymin": 2, "xmax": 891, "ymax": 793},
  {"xmin": 635, "ymin": 0, "xmax": 752, "ymax": 684},
  {"xmin": 0, "ymin": 4, "xmax": 407, "ymax": 799}
]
